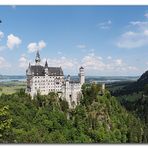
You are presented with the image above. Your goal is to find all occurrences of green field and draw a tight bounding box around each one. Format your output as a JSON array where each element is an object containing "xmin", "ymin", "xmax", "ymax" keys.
[{"xmin": 0, "ymin": 81, "xmax": 26, "ymax": 95}]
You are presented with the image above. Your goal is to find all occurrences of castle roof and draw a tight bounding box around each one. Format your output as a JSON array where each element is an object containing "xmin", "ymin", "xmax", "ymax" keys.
[
  {"xmin": 30, "ymin": 65, "xmax": 64, "ymax": 76},
  {"xmin": 27, "ymin": 51, "xmax": 64, "ymax": 76},
  {"xmin": 45, "ymin": 60, "xmax": 48, "ymax": 68},
  {"xmin": 80, "ymin": 66, "xmax": 84, "ymax": 69}
]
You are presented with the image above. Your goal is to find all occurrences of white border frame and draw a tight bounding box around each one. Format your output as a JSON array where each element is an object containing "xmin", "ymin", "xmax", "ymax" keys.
[{"xmin": 0, "ymin": 0, "xmax": 148, "ymax": 5}]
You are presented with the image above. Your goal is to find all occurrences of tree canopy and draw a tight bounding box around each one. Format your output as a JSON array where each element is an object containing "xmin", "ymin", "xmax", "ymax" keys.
[{"xmin": 0, "ymin": 84, "xmax": 147, "ymax": 143}]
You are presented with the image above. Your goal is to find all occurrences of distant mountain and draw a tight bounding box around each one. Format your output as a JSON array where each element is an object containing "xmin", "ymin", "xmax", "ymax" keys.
[
  {"xmin": 112, "ymin": 70, "xmax": 148, "ymax": 96},
  {"xmin": 137, "ymin": 70, "xmax": 148, "ymax": 85},
  {"xmin": 126, "ymin": 70, "xmax": 148, "ymax": 92}
]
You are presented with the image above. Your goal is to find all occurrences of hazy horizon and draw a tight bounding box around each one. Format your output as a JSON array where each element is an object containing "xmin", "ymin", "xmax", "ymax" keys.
[{"xmin": 0, "ymin": 74, "xmax": 140, "ymax": 77}]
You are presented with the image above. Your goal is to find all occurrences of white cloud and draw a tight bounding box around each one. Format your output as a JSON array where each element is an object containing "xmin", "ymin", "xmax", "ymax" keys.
[
  {"xmin": 19, "ymin": 54, "xmax": 30, "ymax": 69},
  {"xmin": 115, "ymin": 59, "xmax": 122, "ymax": 65},
  {"xmin": 116, "ymin": 15, "xmax": 148, "ymax": 49},
  {"xmin": 144, "ymin": 13, "xmax": 148, "ymax": 18},
  {"xmin": 21, "ymin": 50, "xmax": 138, "ymax": 75},
  {"xmin": 76, "ymin": 44, "xmax": 86, "ymax": 49},
  {"xmin": 130, "ymin": 21, "xmax": 148, "ymax": 26},
  {"xmin": 122, "ymin": 31, "xmax": 137, "ymax": 37},
  {"xmin": 41, "ymin": 56, "xmax": 77, "ymax": 70},
  {"xmin": 38, "ymin": 40, "xmax": 46, "ymax": 49},
  {"xmin": 143, "ymin": 30, "xmax": 148, "ymax": 36},
  {"xmin": 107, "ymin": 56, "xmax": 112, "ymax": 60},
  {"xmin": 27, "ymin": 43, "xmax": 38, "ymax": 52},
  {"xmin": 40, "ymin": 53, "xmax": 137, "ymax": 75},
  {"xmin": 105, "ymin": 58, "xmax": 138, "ymax": 72},
  {"xmin": 97, "ymin": 20, "xmax": 112, "ymax": 29},
  {"xmin": 117, "ymin": 30, "xmax": 148, "ymax": 49},
  {"xmin": 128, "ymin": 66, "xmax": 138, "ymax": 71},
  {"xmin": 80, "ymin": 53, "xmax": 138, "ymax": 74},
  {"xmin": 0, "ymin": 31, "xmax": 4, "ymax": 40},
  {"xmin": 129, "ymin": 21, "xmax": 148, "ymax": 30},
  {"xmin": 7, "ymin": 34, "xmax": 22, "ymax": 49},
  {"xmin": 81, "ymin": 53, "xmax": 105, "ymax": 70},
  {"xmin": 0, "ymin": 57, "xmax": 11, "ymax": 68},
  {"xmin": 28, "ymin": 40, "xmax": 46, "ymax": 53}
]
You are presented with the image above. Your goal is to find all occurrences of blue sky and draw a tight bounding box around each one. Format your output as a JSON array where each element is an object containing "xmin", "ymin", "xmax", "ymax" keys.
[{"xmin": 0, "ymin": 6, "xmax": 148, "ymax": 76}]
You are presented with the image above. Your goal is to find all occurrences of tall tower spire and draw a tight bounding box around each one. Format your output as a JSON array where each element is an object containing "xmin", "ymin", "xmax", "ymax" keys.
[
  {"xmin": 79, "ymin": 66, "xmax": 85, "ymax": 86},
  {"xmin": 45, "ymin": 60, "xmax": 48, "ymax": 68},
  {"xmin": 35, "ymin": 50, "xmax": 41, "ymax": 65},
  {"xmin": 45, "ymin": 60, "xmax": 48, "ymax": 75}
]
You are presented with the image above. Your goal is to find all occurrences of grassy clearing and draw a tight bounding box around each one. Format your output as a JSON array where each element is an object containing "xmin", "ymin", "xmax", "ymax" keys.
[{"xmin": 0, "ymin": 81, "xmax": 26, "ymax": 95}]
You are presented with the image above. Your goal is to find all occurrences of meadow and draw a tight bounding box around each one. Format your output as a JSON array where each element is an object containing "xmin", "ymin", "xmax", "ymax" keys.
[{"xmin": 0, "ymin": 81, "xmax": 26, "ymax": 95}]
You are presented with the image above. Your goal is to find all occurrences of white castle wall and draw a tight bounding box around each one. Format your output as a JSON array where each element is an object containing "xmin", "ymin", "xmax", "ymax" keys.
[
  {"xmin": 26, "ymin": 51, "xmax": 85, "ymax": 108},
  {"xmin": 27, "ymin": 73, "xmax": 82, "ymax": 108},
  {"xmin": 61, "ymin": 81, "xmax": 81, "ymax": 108}
]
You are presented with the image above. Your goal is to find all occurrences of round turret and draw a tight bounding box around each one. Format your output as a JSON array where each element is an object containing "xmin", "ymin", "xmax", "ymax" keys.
[{"xmin": 79, "ymin": 66, "xmax": 85, "ymax": 85}]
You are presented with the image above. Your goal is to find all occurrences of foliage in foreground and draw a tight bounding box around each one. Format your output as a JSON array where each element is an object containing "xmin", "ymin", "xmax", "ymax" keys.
[{"xmin": 0, "ymin": 85, "xmax": 146, "ymax": 143}]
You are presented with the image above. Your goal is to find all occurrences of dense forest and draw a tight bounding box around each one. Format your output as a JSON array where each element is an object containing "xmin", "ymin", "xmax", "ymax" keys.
[
  {"xmin": 108, "ymin": 71, "xmax": 148, "ymax": 143},
  {"xmin": 0, "ymin": 82, "xmax": 148, "ymax": 143}
]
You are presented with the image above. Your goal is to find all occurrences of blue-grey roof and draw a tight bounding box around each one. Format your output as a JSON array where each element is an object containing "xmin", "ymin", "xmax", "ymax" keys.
[{"xmin": 28, "ymin": 65, "xmax": 64, "ymax": 76}]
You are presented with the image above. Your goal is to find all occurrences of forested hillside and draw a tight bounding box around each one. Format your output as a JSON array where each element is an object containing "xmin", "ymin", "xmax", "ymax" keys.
[
  {"xmin": 111, "ymin": 70, "xmax": 148, "ymax": 96},
  {"xmin": 0, "ymin": 84, "xmax": 146, "ymax": 143},
  {"xmin": 108, "ymin": 70, "xmax": 148, "ymax": 143}
]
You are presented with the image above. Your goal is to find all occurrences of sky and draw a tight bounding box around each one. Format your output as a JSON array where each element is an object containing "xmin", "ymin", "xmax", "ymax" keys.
[{"xmin": 0, "ymin": 6, "xmax": 148, "ymax": 76}]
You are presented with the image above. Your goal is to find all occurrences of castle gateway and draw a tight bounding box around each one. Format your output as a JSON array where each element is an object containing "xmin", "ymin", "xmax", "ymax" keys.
[{"xmin": 26, "ymin": 51, "xmax": 85, "ymax": 108}]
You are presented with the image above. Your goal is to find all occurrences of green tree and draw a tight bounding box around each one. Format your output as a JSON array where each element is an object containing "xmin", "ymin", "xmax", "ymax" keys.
[{"xmin": 0, "ymin": 106, "xmax": 13, "ymax": 143}]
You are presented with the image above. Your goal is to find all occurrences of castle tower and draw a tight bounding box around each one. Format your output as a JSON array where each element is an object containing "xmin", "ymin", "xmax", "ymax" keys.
[
  {"xmin": 102, "ymin": 83, "xmax": 105, "ymax": 94},
  {"xmin": 45, "ymin": 60, "xmax": 48, "ymax": 75},
  {"xmin": 35, "ymin": 50, "xmax": 41, "ymax": 65},
  {"xmin": 79, "ymin": 66, "xmax": 85, "ymax": 86}
]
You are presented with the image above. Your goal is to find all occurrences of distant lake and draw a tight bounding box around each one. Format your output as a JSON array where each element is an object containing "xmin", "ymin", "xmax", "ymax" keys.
[{"xmin": 0, "ymin": 75, "xmax": 139, "ymax": 83}]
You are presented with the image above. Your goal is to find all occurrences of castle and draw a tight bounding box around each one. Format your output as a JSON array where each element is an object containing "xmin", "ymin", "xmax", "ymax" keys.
[{"xmin": 26, "ymin": 50, "xmax": 85, "ymax": 108}]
